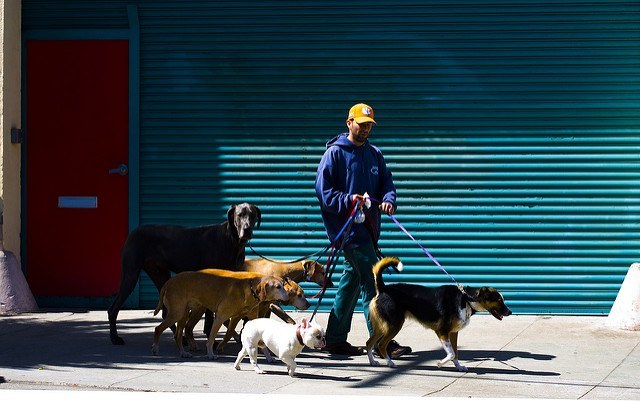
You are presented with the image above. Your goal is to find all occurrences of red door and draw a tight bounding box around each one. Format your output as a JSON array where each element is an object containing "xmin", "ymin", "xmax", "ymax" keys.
[{"xmin": 26, "ymin": 40, "xmax": 129, "ymax": 297}]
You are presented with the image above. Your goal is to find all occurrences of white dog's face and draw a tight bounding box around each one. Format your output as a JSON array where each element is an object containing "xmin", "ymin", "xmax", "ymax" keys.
[{"xmin": 299, "ymin": 319, "xmax": 326, "ymax": 349}]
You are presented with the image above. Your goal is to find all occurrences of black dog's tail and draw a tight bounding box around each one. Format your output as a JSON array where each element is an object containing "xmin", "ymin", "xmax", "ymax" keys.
[{"xmin": 372, "ymin": 257, "xmax": 403, "ymax": 295}]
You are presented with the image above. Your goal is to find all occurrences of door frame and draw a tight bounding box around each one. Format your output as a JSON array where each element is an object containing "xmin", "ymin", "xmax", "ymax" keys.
[{"xmin": 21, "ymin": 5, "xmax": 140, "ymax": 308}]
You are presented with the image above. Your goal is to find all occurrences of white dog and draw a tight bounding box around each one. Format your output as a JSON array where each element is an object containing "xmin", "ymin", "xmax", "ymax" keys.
[{"xmin": 234, "ymin": 317, "xmax": 325, "ymax": 377}]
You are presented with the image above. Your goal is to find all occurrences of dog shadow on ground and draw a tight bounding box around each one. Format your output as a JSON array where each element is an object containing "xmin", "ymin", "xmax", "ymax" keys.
[
  {"xmin": 0, "ymin": 312, "xmax": 200, "ymax": 370},
  {"xmin": 254, "ymin": 369, "xmax": 361, "ymax": 382},
  {"xmin": 347, "ymin": 348, "xmax": 560, "ymax": 390}
]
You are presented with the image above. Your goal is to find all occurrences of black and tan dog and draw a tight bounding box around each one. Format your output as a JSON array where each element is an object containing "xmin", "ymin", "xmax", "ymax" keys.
[{"xmin": 366, "ymin": 257, "xmax": 512, "ymax": 371}]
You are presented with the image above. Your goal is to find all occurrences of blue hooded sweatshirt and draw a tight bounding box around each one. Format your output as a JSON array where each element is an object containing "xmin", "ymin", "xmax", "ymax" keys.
[{"xmin": 315, "ymin": 133, "xmax": 396, "ymax": 248}]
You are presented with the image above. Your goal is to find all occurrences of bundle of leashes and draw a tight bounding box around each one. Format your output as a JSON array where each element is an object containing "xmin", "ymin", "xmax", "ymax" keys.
[{"xmin": 307, "ymin": 198, "xmax": 361, "ymax": 321}]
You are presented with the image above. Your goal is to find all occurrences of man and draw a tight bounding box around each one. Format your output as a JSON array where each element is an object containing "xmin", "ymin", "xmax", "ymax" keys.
[{"xmin": 315, "ymin": 103, "xmax": 412, "ymax": 357}]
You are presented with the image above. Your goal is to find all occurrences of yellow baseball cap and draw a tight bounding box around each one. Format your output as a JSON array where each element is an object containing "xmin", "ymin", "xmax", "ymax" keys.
[{"xmin": 348, "ymin": 103, "xmax": 376, "ymax": 124}]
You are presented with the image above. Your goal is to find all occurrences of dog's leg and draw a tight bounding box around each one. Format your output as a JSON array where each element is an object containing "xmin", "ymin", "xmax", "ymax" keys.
[
  {"xmin": 108, "ymin": 294, "xmax": 127, "ymax": 345},
  {"xmin": 206, "ymin": 316, "xmax": 226, "ymax": 360},
  {"xmin": 449, "ymin": 331, "xmax": 467, "ymax": 372},
  {"xmin": 203, "ymin": 310, "xmax": 214, "ymax": 337},
  {"xmin": 108, "ymin": 253, "xmax": 144, "ymax": 345},
  {"xmin": 145, "ymin": 263, "xmax": 186, "ymax": 345},
  {"xmin": 437, "ymin": 335, "xmax": 467, "ymax": 372},
  {"xmin": 152, "ymin": 312, "xmax": 181, "ymax": 356},
  {"xmin": 450, "ymin": 331, "xmax": 459, "ymax": 360},
  {"xmin": 247, "ymin": 345, "xmax": 265, "ymax": 374},
  {"xmin": 184, "ymin": 307, "xmax": 205, "ymax": 351},
  {"xmin": 375, "ymin": 319, "xmax": 402, "ymax": 368},
  {"xmin": 175, "ymin": 315, "xmax": 192, "ymax": 358},
  {"xmin": 365, "ymin": 333, "xmax": 383, "ymax": 367},
  {"xmin": 377, "ymin": 335, "xmax": 397, "ymax": 368},
  {"xmin": 262, "ymin": 346, "xmax": 274, "ymax": 363},
  {"xmin": 234, "ymin": 347, "xmax": 248, "ymax": 371},
  {"xmin": 281, "ymin": 355, "xmax": 297, "ymax": 377},
  {"xmin": 217, "ymin": 316, "xmax": 242, "ymax": 353}
]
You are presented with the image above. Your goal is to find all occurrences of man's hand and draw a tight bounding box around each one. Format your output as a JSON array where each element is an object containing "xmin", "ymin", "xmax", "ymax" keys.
[
  {"xmin": 352, "ymin": 194, "xmax": 367, "ymax": 205},
  {"xmin": 380, "ymin": 202, "xmax": 395, "ymax": 215}
]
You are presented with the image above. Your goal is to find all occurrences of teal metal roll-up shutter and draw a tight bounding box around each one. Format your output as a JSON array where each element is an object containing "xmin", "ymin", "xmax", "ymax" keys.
[
  {"xmin": 136, "ymin": 1, "xmax": 640, "ymax": 314},
  {"xmin": 23, "ymin": 1, "xmax": 640, "ymax": 314}
]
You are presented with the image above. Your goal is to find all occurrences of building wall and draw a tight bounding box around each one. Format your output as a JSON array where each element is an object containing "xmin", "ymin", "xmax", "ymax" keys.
[
  {"xmin": 19, "ymin": 1, "xmax": 640, "ymax": 313},
  {"xmin": 0, "ymin": 0, "xmax": 21, "ymax": 258}
]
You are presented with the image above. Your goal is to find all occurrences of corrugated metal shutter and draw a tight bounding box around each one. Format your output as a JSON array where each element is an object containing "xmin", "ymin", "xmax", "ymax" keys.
[{"xmin": 23, "ymin": 1, "xmax": 640, "ymax": 314}]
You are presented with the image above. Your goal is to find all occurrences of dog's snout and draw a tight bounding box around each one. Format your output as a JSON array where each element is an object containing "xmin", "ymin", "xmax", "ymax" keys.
[{"xmin": 238, "ymin": 225, "xmax": 253, "ymax": 241}]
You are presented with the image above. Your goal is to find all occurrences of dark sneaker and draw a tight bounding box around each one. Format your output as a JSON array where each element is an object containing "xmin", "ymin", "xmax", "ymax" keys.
[
  {"xmin": 374, "ymin": 340, "xmax": 412, "ymax": 359},
  {"xmin": 323, "ymin": 341, "xmax": 364, "ymax": 356}
]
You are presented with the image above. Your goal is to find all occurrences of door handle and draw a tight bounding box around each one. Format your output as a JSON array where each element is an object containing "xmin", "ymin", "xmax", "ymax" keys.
[{"xmin": 108, "ymin": 163, "xmax": 129, "ymax": 176}]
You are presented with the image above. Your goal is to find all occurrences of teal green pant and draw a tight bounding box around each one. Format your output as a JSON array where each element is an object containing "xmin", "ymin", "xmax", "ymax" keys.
[{"xmin": 325, "ymin": 241, "xmax": 378, "ymax": 344}]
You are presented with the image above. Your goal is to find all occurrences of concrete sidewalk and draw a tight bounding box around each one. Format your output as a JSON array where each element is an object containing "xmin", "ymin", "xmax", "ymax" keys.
[{"xmin": 1, "ymin": 310, "xmax": 639, "ymax": 400}]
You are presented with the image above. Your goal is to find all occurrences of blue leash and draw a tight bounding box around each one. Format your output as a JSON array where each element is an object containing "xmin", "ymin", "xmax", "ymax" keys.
[{"xmin": 387, "ymin": 213, "xmax": 468, "ymax": 295}]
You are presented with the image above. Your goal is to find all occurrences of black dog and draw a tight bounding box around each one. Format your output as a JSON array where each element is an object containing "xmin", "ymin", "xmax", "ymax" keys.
[
  {"xmin": 108, "ymin": 202, "xmax": 261, "ymax": 345},
  {"xmin": 366, "ymin": 257, "xmax": 512, "ymax": 371}
]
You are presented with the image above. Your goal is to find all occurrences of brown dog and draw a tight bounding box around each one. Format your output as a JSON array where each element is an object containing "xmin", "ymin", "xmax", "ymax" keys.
[
  {"xmin": 151, "ymin": 269, "xmax": 288, "ymax": 359},
  {"xmin": 242, "ymin": 258, "xmax": 331, "ymax": 288},
  {"xmin": 196, "ymin": 278, "xmax": 311, "ymax": 353}
]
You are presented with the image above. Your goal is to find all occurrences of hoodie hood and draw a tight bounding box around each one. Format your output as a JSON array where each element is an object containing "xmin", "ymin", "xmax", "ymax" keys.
[{"xmin": 325, "ymin": 133, "xmax": 365, "ymax": 150}]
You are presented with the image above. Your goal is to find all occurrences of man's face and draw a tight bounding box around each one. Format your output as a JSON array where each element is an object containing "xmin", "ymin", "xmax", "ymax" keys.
[{"xmin": 347, "ymin": 119, "xmax": 374, "ymax": 146}]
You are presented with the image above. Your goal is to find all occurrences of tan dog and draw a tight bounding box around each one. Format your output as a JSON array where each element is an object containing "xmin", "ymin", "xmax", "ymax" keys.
[
  {"xmin": 242, "ymin": 258, "xmax": 331, "ymax": 288},
  {"xmin": 151, "ymin": 269, "xmax": 288, "ymax": 359},
  {"xmin": 206, "ymin": 278, "xmax": 311, "ymax": 353}
]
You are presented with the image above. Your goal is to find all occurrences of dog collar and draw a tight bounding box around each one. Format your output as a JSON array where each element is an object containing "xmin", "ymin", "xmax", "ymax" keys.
[{"xmin": 295, "ymin": 326, "xmax": 304, "ymax": 346}]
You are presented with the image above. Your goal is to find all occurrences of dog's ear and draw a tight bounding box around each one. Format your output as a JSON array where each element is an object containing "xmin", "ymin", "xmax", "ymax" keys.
[
  {"xmin": 464, "ymin": 286, "xmax": 481, "ymax": 301},
  {"xmin": 257, "ymin": 278, "xmax": 268, "ymax": 301},
  {"xmin": 479, "ymin": 286, "xmax": 502, "ymax": 302},
  {"xmin": 227, "ymin": 205, "xmax": 237, "ymax": 232},
  {"xmin": 252, "ymin": 205, "xmax": 262, "ymax": 229},
  {"xmin": 303, "ymin": 260, "xmax": 314, "ymax": 275},
  {"xmin": 301, "ymin": 318, "xmax": 308, "ymax": 329}
]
